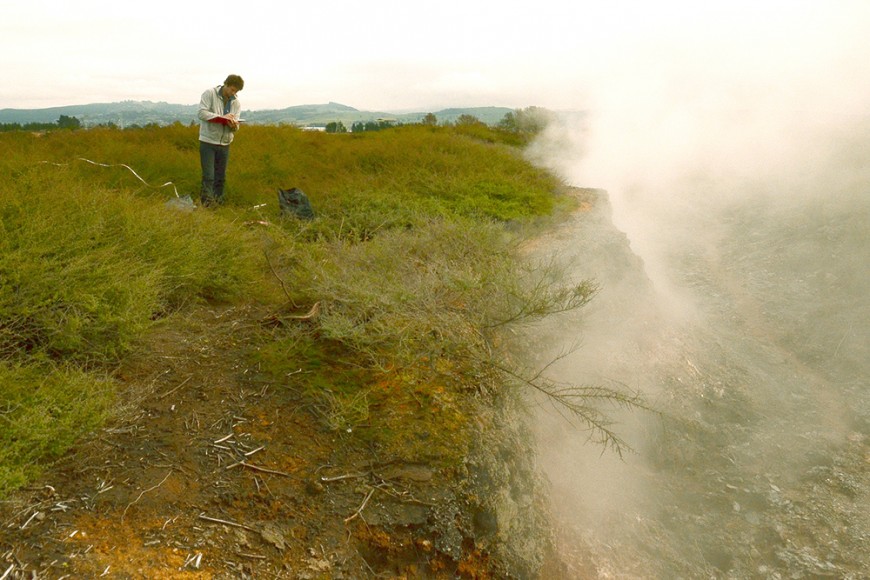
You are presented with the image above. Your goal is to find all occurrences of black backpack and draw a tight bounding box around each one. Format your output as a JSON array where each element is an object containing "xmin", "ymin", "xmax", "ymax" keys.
[{"xmin": 277, "ymin": 187, "xmax": 315, "ymax": 220}]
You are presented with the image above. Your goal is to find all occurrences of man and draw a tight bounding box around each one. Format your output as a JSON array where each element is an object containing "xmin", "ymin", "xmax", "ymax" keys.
[{"xmin": 198, "ymin": 74, "xmax": 244, "ymax": 206}]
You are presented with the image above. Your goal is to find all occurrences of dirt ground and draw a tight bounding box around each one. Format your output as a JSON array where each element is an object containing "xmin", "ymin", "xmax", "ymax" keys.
[{"xmin": 0, "ymin": 304, "xmax": 500, "ymax": 579}]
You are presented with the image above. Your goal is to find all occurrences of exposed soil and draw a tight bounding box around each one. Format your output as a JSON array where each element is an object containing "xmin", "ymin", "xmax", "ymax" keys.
[{"xmin": 0, "ymin": 304, "xmax": 508, "ymax": 578}]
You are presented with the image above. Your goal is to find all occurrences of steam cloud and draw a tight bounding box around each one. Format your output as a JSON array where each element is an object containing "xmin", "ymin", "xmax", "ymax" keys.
[{"xmin": 524, "ymin": 3, "xmax": 870, "ymax": 576}]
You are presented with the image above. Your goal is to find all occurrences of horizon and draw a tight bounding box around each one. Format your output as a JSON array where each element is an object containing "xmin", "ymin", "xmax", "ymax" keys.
[{"xmin": 0, "ymin": 99, "xmax": 526, "ymax": 115}]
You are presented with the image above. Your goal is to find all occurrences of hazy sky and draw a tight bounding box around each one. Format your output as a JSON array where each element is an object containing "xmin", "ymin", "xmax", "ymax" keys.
[{"xmin": 4, "ymin": 0, "xmax": 870, "ymax": 113}]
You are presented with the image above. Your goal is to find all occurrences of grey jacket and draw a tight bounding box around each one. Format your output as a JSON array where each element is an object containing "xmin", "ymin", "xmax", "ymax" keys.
[{"xmin": 198, "ymin": 86, "xmax": 241, "ymax": 146}]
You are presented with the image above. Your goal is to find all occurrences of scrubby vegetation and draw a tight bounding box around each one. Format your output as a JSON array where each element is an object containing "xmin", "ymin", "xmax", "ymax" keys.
[{"xmin": 0, "ymin": 121, "xmax": 627, "ymax": 499}]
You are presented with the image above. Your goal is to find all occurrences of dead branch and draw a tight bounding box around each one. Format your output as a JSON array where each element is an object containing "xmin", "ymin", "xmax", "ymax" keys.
[
  {"xmin": 214, "ymin": 433, "xmax": 235, "ymax": 444},
  {"xmin": 0, "ymin": 563, "xmax": 13, "ymax": 580},
  {"xmin": 320, "ymin": 472, "xmax": 367, "ymax": 483},
  {"xmin": 183, "ymin": 552, "xmax": 203, "ymax": 569},
  {"xmin": 344, "ymin": 488, "xmax": 376, "ymax": 524},
  {"xmin": 157, "ymin": 376, "xmax": 192, "ymax": 399},
  {"xmin": 226, "ymin": 461, "xmax": 295, "ymax": 478},
  {"xmin": 121, "ymin": 470, "xmax": 172, "ymax": 521},
  {"xmin": 283, "ymin": 301, "xmax": 321, "ymax": 320},
  {"xmin": 264, "ymin": 250, "xmax": 298, "ymax": 306},
  {"xmin": 198, "ymin": 513, "xmax": 257, "ymax": 532},
  {"xmin": 19, "ymin": 511, "xmax": 41, "ymax": 530}
]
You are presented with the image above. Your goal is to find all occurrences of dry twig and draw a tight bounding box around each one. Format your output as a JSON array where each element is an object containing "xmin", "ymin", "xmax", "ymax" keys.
[
  {"xmin": 264, "ymin": 250, "xmax": 298, "ymax": 306},
  {"xmin": 226, "ymin": 461, "xmax": 295, "ymax": 478},
  {"xmin": 320, "ymin": 472, "xmax": 367, "ymax": 483},
  {"xmin": 157, "ymin": 376, "xmax": 192, "ymax": 399},
  {"xmin": 344, "ymin": 488, "xmax": 376, "ymax": 523},
  {"xmin": 198, "ymin": 513, "xmax": 256, "ymax": 532},
  {"xmin": 121, "ymin": 471, "xmax": 172, "ymax": 521},
  {"xmin": 214, "ymin": 433, "xmax": 235, "ymax": 444},
  {"xmin": 284, "ymin": 301, "xmax": 321, "ymax": 320},
  {"xmin": 19, "ymin": 511, "xmax": 41, "ymax": 530}
]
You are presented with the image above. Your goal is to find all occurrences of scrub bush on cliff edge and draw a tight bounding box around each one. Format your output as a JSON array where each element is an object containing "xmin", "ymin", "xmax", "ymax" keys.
[{"xmin": 0, "ymin": 121, "xmax": 643, "ymax": 497}]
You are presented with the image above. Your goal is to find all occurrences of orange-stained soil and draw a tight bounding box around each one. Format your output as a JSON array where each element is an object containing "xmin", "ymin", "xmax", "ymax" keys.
[{"xmin": 0, "ymin": 305, "xmax": 501, "ymax": 578}]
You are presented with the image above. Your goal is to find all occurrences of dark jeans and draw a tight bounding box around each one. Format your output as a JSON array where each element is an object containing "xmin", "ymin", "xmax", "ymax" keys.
[{"xmin": 199, "ymin": 141, "xmax": 231, "ymax": 205}]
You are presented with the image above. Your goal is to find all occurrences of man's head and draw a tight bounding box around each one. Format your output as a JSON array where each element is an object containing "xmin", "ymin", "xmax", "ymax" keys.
[{"xmin": 224, "ymin": 74, "xmax": 244, "ymax": 91}]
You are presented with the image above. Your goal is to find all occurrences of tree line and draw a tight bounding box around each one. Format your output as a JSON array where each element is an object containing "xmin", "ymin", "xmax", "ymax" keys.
[
  {"xmin": 0, "ymin": 114, "xmax": 83, "ymax": 132},
  {"xmin": 4, "ymin": 107, "xmax": 552, "ymax": 136},
  {"xmin": 324, "ymin": 107, "xmax": 551, "ymax": 135}
]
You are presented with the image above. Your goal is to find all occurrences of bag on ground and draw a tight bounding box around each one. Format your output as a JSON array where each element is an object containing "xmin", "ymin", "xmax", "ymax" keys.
[{"xmin": 278, "ymin": 187, "xmax": 315, "ymax": 220}]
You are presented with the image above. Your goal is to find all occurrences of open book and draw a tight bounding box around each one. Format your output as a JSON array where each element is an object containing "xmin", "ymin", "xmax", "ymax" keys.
[{"xmin": 209, "ymin": 116, "xmax": 245, "ymax": 125}]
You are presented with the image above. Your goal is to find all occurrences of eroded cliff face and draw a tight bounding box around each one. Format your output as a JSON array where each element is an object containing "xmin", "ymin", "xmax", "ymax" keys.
[
  {"xmin": 459, "ymin": 392, "xmax": 556, "ymax": 579},
  {"xmin": 449, "ymin": 188, "xmax": 648, "ymax": 579},
  {"xmin": 525, "ymin": 186, "xmax": 870, "ymax": 578}
]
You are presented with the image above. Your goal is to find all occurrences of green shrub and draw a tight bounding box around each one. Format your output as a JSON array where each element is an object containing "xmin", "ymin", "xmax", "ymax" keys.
[
  {"xmin": 0, "ymin": 165, "xmax": 262, "ymax": 365},
  {"xmin": 253, "ymin": 213, "xmax": 608, "ymax": 461},
  {"xmin": 0, "ymin": 362, "xmax": 113, "ymax": 496},
  {"xmin": 0, "ymin": 123, "xmax": 601, "ymax": 494}
]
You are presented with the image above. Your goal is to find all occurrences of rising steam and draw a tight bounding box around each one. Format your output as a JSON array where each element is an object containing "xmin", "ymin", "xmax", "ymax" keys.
[{"xmin": 524, "ymin": 3, "xmax": 870, "ymax": 576}]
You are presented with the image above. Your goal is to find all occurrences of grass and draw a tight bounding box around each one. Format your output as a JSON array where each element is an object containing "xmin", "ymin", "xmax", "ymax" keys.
[
  {"xmin": 0, "ymin": 362, "xmax": 114, "ymax": 496},
  {"xmin": 1, "ymin": 164, "xmax": 263, "ymax": 365},
  {"xmin": 0, "ymin": 121, "xmax": 620, "ymax": 496}
]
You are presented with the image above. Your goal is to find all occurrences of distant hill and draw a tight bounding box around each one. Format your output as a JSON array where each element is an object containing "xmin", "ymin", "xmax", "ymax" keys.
[
  {"xmin": 0, "ymin": 101, "xmax": 197, "ymax": 127},
  {"xmin": 0, "ymin": 101, "xmax": 514, "ymax": 128}
]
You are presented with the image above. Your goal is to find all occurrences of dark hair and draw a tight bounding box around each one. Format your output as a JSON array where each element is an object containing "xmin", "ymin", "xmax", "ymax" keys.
[{"xmin": 224, "ymin": 74, "xmax": 244, "ymax": 90}]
